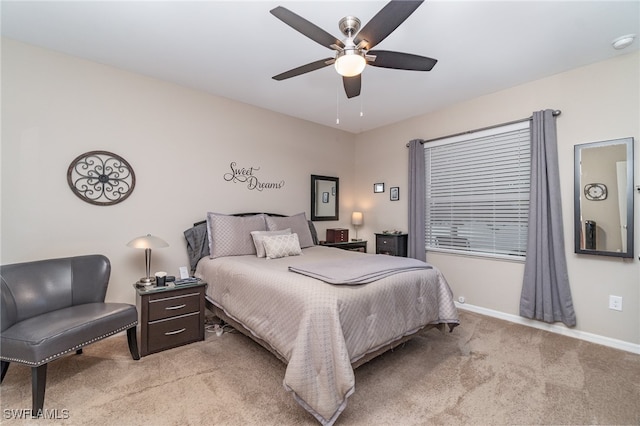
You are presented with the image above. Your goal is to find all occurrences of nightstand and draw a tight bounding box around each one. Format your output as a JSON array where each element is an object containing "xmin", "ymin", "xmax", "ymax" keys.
[
  {"xmin": 375, "ymin": 233, "xmax": 408, "ymax": 257},
  {"xmin": 134, "ymin": 280, "xmax": 207, "ymax": 356},
  {"xmin": 320, "ymin": 240, "xmax": 367, "ymax": 253}
]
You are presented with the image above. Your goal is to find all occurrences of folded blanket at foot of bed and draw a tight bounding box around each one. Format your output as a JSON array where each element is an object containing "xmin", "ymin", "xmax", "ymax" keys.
[{"xmin": 288, "ymin": 255, "xmax": 432, "ymax": 285}]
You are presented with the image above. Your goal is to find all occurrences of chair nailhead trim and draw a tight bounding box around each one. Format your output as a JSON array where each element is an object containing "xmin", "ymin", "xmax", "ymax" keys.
[{"xmin": 0, "ymin": 321, "xmax": 138, "ymax": 366}]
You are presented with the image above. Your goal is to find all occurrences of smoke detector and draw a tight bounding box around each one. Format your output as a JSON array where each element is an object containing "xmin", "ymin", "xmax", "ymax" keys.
[{"xmin": 612, "ymin": 34, "xmax": 636, "ymax": 50}]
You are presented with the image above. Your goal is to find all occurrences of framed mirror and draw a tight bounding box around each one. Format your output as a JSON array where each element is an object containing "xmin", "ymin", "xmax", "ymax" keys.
[
  {"xmin": 574, "ymin": 137, "xmax": 634, "ymax": 258},
  {"xmin": 311, "ymin": 174, "xmax": 339, "ymax": 221}
]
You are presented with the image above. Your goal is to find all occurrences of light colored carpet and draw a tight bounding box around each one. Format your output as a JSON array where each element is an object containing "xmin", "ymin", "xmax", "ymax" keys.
[{"xmin": 1, "ymin": 310, "xmax": 639, "ymax": 425}]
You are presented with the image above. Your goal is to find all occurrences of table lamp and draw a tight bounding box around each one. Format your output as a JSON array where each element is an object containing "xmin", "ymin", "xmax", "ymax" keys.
[
  {"xmin": 126, "ymin": 234, "xmax": 169, "ymax": 284},
  {"xmin": 351, "ymin": 211, "xmax": 363, "ymax": 241}
]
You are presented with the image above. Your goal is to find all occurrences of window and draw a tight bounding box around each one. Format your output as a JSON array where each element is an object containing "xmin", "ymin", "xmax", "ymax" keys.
[{"xmin": 424, "ymin": 122, "xmax": 530, "ymax": 259}]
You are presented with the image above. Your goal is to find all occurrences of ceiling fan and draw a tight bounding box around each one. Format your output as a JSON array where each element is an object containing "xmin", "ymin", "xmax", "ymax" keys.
[{"xmin": 270, "ymin": 0, "xmax": 437, "ymax": 99}]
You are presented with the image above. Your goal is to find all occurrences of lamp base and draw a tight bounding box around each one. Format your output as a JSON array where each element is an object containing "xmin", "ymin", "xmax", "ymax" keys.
[{"xmin": 137, "ymin": 276, "xmax": 156, "ymax": 285}]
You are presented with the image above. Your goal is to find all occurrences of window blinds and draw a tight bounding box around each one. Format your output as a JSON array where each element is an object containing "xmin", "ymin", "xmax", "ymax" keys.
[{"xmin": 425, "ymin": 122, "xmax": 531, "ymax": 259}]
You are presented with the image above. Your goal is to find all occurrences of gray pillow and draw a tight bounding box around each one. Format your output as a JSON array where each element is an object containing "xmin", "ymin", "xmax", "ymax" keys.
[
  {"xmin": 184, "ymin": 222, "xmax": 209, "ymax": 272},
  {"xmin": 307, "ymin": 220, "xmax": 319, "ymax": 245},
  {"xmin": 206, "ymin": 213, "xmax": 267, "ymax": 258},
  {"xmin": 265, "ymin": 212, "xmax": 315, "ymax": 248}
]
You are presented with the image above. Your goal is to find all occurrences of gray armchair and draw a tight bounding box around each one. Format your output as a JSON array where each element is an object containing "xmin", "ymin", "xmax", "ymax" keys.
[{"xmin": 1, "ymin": 255, "xmax": 139, "ymax": 416}]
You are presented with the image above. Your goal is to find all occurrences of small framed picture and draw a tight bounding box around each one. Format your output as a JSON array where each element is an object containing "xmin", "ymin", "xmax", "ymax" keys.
[
  {"xmin": 390, "ymin": 187, "xmax": 399, "ymax": 201},
  {"xmin": 322, "ymin": 192, "xmax": 329, "ymax": 203},
  {"xmin": 374, "ymin": 183, "xmax": 385, "ymax": 193}
]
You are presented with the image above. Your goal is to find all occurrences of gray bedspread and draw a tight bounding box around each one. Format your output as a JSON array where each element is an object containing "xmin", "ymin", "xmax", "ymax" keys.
[
  {"xmin": 195, "ymin": 246, "xmax": 459, "ymax": 425},
  {"xmin": 289, "ymin": 254, "xmax": 432, "ymax": 284}
]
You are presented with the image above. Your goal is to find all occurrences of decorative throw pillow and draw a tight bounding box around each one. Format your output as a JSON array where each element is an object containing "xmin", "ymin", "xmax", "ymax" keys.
[
  {"xmin": 250, "ymin": 228, "xmax": 291, "ymax": 258},
  {"xmin": 262, "ymin": 233, "xmax": 302, "ymax": 259},
  {"xmin": 206, "ymin": 213, "xmax": 267, "ymax": 258},
  {"xmin": 265, "ymin": 213, "xmax": 315, "ymax": 248}
]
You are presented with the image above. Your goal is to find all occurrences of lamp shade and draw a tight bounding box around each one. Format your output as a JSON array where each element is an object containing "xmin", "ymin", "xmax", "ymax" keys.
[
  {"xmin": 351, "ymin": 211, "xmax": 364, "ymax": 226},
  {"xmin": 126, "ymin": 234, "xmax": 169, "ymax": 249}
]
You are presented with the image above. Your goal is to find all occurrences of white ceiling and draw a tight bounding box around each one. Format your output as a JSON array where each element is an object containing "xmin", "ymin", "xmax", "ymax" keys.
[{"xmin": 2, "ymin": 1, "xmax": 639, "ymax": 134}]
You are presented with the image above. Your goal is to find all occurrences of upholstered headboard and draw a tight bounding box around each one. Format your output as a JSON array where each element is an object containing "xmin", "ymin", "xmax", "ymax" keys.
[{"xmin": 183, "ymin": 213, "xmax": 318, "ymax": 273}]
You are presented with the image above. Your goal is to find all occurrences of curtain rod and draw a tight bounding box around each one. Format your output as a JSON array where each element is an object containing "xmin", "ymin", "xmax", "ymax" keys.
[{"xmin": 406, "ymin": 110, "xmax": 562, "ymax": 147}]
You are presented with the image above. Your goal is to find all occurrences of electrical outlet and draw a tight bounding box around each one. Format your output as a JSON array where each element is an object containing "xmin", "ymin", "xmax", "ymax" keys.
[{"xmin": 609, "ymin": 295, "xmax": 623, "ymax": 311}]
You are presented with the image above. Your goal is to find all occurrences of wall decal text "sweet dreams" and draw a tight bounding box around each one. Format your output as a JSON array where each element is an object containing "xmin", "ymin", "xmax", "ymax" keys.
[{"xmin": 223, "ymin": 162, "xmax": 285, "ymax": 191}]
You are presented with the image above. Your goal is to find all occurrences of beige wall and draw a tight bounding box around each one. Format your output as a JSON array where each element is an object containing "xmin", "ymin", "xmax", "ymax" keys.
[
  {"xmin": 1, "ymin": 39, "xmax": 356, "ymax": 305},
  {"xmin": 354, "ymin": 51, "xmax": 640, "ymax": 347}
]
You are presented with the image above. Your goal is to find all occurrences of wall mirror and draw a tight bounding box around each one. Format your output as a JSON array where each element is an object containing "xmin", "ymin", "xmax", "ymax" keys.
[
  {"xmin": 311, "ymin": 174, "xmax": 339, "ymax": 221},
  {"xmin": 574, "ymin": 137, "xmax": 634, "ymax": 258}
]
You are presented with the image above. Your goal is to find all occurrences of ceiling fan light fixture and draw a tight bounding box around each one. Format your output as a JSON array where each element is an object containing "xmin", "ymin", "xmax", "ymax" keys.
[
  {"xmin": 334, "ymin": 49, "xmax": 366, "ymax": 77},
  {"xmin": 270, "ymin": 2, "xmax": 435, "ymax": 98}
]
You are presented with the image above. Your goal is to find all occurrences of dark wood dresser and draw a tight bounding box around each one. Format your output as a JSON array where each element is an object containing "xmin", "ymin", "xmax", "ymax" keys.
[
  {"xmin": 375, "ymin": 233, "xmax": 408, "ymax": 257},
  {"xmin": 326, "ymin": 228, "xmax": 349, "ymax": 243}
]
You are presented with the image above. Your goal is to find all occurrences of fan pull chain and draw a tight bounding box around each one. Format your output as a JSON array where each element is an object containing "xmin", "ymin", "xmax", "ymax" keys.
[{"xmin": 336, "ymin": 81, "xmax": 340, "ymax": 124}]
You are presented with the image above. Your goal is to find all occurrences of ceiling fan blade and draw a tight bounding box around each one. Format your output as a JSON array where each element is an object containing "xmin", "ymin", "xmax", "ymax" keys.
[
  {"xmin": 343, "ymin": 75, "xmax": 361, "ymax": 99},
  {"xmin": 270, "ymin": 6, "xmax": 344, "ymax": 50},
  {"xmin": 272, "ymin": 58, "xmax": 333, "ymax": 81},
  {"xmin": 368, "ymin": 50, "xmax": 437, "ymax": 71},
  {"xmin": 354, "ymin": 0, "xmax": 423, "ymax": 50}
]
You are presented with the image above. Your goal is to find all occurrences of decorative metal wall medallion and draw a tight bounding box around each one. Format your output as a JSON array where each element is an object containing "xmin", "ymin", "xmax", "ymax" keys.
[
  {"xmin": 67, "ymin": 150, "xmax": 136, "ymax": 205},
  {"xmin": 583, "ymin": 182, "xmax": 608, "ymax": 201}
]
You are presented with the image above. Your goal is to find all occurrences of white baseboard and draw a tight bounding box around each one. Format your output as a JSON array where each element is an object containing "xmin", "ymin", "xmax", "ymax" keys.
[{"xmin": 455, "ymin": 302, "xmax": 640, "ymax": 355}]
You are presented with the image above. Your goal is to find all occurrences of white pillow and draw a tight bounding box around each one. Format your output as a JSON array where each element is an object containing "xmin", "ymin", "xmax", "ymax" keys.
[
  {"xmin": 250, "ymin": 228, "xmax": 291, "ymax": 258},
  {"xmin": 262, "ymin": 233, "xmax": 302, "ymax": 259},
  {"xmin": 265, "ymin": 213, "xmax": 315, "ymax": 248}
]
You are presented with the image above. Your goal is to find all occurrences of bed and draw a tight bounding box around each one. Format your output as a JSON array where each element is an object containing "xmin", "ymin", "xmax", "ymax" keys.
[{"xmin": 184, "ymin": 212, "xmax": 459, "ymax": 425}]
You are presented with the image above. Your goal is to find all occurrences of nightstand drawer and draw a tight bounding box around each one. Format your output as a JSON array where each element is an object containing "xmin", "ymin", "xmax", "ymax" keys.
[
  {"xmin": 377, "ymin": 236, "xmax": 397, "ymax": 250},
  {"xmin": 147, "ymin": 312, "xmax": 201, "ymax": 353},
  {"xmin": 148, "ymin": 291, "xmax": 201, "ymax": 321}
]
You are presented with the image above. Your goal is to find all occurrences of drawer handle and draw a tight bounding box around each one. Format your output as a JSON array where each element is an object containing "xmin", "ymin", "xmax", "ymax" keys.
[
  {"xmin": 164, "ymin": 328, "xmax": 186, "ymax": 336},
  {"xmin": 165, "ymin": 304, "xmax": 186, "ymax": 310}
]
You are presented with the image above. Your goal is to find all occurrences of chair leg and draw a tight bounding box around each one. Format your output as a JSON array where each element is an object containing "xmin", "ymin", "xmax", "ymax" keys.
[
  {"xmin": 127, "ymin": 326, "xmax": 140, "ymax": 360},
  {"xmin": 31, "ymin": 364, "xmax": 47, "ymax": 417},
  {"xmin": 1, "ymin": 361, "xmax": 9, "ymax": 383}
]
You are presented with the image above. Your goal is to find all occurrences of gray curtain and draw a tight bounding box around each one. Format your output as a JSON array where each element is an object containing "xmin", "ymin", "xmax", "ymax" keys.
[
  {"xmin": 408, "ymin": 139, "xmax": 426, "ymax": 261},
  {"xmin": 520, "ymin": 110, "xmax": 576, "ymax": 327}
]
